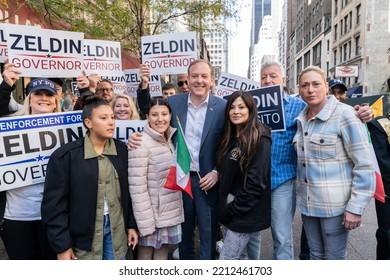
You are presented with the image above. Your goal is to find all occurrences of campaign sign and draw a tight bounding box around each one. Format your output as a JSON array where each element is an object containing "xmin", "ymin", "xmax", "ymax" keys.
[
  {"xmin": 71, "ymin": 81, "xmax": 80, "ymax": 96},
  {"xmin": 123, "ymin": 68, "xmax": 161, "ymax": 98},
  {"xmin": 221, "ymin": 85, "xmax": 286, "ymax": 131},
  {"xmin": 5, "ymin": 24, "xmax": 84, "ymax": 77},
  {"xmin": 0, "ymin": 24, "xmax": 9, "ymax": 63},
  {"xmin": 100, "ymin": 75, "xmax": 127, "ymax": 95},
  {"xmin": 0, "ymin": 111, "xmax": 146, "ymax": 191},
  {"xmin": 84, "ymin": 39, "xmax": 122, "ymax": 77},
  {"xmin": 250, "ymin": 86, "xmax": 286, "ymax": 132},
  {"xmin": 141, "ymin": 32, "xmax": 197, "ymax": 75},
  {"xmin": 216, "ymin": 72, "xmax": 260, "ymax": 98}
]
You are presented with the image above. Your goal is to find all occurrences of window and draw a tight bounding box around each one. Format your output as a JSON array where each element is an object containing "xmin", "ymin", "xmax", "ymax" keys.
[
  {"xmin": 304, "ymin": 51, "xmax": 311, "ymax": 67},
  {"xmin": 349, "ymin": 11, "xmax": 352, "ymax": 29},
  {"xmin": 343, "ymin": 43, "xmax": 348, "ymax": 61},
  {"xmin": 333, "ymin": 49, "xmax": 337, "ymax": 66},
  {"xmin": 313, "ymin": 42, "xmax": 321, "ymax": 66},
  {"xmin": 335, "ymin": 0, "xmax": 338, "ymax": 15},
  {"xmin": 339, "ymin": 46, "xmax": 343, "ymax": 62},
  {"xmin": 348, "ymin": 40, "xmax": 352, "ymax": 59},
  {"xmin": 356, "ymin": 4, "xmax": 361, "ymax": 25},
  {"xmin": 355, "ymin": 35, "xmax": 361, "ymax": 55},
  {"xmin": 296, "ymin": 57, "xmax": 302, "ymax": 82},
  {"xmin": 344, "ymin": 15, "xmax": 348, "ymax": 33},
  {"xmin": 327, "ymin": 39, "xmax": 330, "ymax": 53},
  {"xmin": 334, "ymin": 24, "xmax": 338, "ymax": 40},
  {"xmin": 340, "ymin": 19, "xmax": 344, "ymax": 35}
]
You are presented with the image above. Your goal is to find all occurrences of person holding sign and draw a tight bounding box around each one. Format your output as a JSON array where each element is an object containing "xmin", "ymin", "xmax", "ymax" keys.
[
  {"xmin": 0, "ymin": 61, "xmax": 22, "ymax": 116},
  {"xmin": 41, "ymin": 96, "xmax": 138, "ymax": 260},
  {"xmin": 112, "ymin": 93, "xmax": 140, "ymax": 120},
  {"xmin": 0, "ymin": 78, "xmax": 61, "ymax": 260},
  {"xmin": 129, "ymin": 59, "xmax": 226, "ymax": 260},
  {"xmin": 128, "ymin": 98, "xmax": 183, "ymax": 260},
  {"xmin": 293, "ymin": 66, "xmax": 375, "ymax": 259},
  {"xmin": 136, "ymin": 64, "xmax": 189, "ymax": 118},
  {"xmin": 216, "ymin": 91, "xmax": 271, "ymax": 260}
]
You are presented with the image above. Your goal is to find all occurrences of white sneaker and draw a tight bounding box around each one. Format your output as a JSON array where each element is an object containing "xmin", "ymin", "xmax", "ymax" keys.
[{"xmin": 172, "ymin": 248, "xmax": 180, "ymax": 260}]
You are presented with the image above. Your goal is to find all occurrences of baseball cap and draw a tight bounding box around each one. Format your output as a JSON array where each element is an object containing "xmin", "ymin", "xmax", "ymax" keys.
[
  {"xmin": 48, "ymin": 78, "xmax": 64, "ymax": 87},
  {"xmin": 28, "ymin": 78, "xmax": 57, "ymax": 95},
  {"xmin": 328, "ymin": 79, "xmax": 348, "ymax": 92}
]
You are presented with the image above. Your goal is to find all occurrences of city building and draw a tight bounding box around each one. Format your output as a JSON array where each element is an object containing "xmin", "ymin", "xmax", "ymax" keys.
[{"xmin": 283, "ymin": 0, "xmax": 390, "ymax": 95}]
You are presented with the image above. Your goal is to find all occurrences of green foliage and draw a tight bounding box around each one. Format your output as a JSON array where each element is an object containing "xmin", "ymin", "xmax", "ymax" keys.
[{"xmin": 24, "ymin": 0, "xmax": 239, "ymax": 59}]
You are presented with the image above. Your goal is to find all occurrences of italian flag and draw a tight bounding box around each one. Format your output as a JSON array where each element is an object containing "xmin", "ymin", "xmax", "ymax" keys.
[
  {"xmin": 164, "ymin": 124, "xmax": 193, "ymax": 198},
  {"xmin": 366, "ymin": 124, "xmax": 385, "ymax": 203}
]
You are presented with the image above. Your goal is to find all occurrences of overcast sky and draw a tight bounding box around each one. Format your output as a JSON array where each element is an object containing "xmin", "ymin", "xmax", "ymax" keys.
[{"xmin": 228, "ymin": 0, "xmax": 251, "ymax": 77}]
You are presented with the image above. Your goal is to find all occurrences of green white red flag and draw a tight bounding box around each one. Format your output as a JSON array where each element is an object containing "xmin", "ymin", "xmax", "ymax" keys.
[{"xmin": 164, "ymin": 122, "xmax": 193, "ymax": 198}]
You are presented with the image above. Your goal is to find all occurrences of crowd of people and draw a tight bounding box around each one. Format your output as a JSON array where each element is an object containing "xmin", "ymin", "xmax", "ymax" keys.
[{"xmin": 0, "ymin": 57, "xmax": 388, "ymax": 261}]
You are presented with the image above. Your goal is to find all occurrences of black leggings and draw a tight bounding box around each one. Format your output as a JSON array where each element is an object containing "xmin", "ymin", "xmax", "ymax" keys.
[
  {"xmin": 0, "ymin": 219, "xmax": 56, "ymax": 260},
  {"xmin": 375, "ymin": 198, "xmax": 390, "ymax": 260}
]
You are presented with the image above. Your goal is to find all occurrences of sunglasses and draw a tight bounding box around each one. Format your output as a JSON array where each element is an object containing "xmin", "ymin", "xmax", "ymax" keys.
[{"xmin": 177, "ymin": 80, "xmax": 188, "ymax": 87}]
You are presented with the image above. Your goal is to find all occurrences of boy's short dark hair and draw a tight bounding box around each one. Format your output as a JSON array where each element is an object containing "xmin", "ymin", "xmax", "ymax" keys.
[{"xmin": 162, "ymin": 83, "xmax": 176, "ymax": 92}]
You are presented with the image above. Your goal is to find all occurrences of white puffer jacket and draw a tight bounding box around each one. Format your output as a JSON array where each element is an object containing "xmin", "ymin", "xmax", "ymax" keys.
[{"xmin": 128, "ymin": 124, "xmax": 184, "ymax": 237}]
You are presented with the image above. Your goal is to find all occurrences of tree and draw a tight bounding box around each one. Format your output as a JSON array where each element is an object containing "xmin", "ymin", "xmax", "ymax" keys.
[{"xmin": 23, "ymin": 0, "xmax": 239, "ymax": 60}]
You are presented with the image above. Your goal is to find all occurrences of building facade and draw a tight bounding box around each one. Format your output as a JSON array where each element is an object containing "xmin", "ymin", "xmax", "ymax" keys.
[{"xmin": 284, "ymin": 0, "xmax": 390, "ymax": 95}]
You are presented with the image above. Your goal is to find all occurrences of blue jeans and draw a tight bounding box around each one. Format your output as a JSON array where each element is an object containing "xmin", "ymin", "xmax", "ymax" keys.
[
  {"xmin": 219, "ymin": 228, "xmax": 261, "ymax": 260},
  {"xmin": 271, "ymin": 179, "xmax": 296, "ymax": 260},
  {"xmin": 102, "ymin": 214, "xmax": 115, "ymax": 260},
  {"xmin": 247, "ymin": 231, "xmax": 261, "ymax": 260},
  {"xmin": 302, "ymin": 214, "xmax": 349, "ymax": 260}
]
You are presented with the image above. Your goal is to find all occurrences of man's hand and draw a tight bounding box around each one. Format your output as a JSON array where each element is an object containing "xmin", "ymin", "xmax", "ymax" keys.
[
  {"xmin": 354, "ymin": 104, "xmax": 373, "ymax": 123},
  {"xmin": 199, "ymin": 171, "xmax": 219, "ymax": 192},
  {"xmin": 127, "ymin": 229, "xmax": 139, "ymax": 250},
  {"xmin": 2, "ymin": 60, "xmax": 21, "ymax": 87},
  {"xmin": 127, "ymin": 132, "xmax": 143, "ymax": 151},
  {"xmin": 57, "ymin": 248, "xmax": 77, "ymax": 260},
  {"xmin": 76, "ymin": 70, "xmax": 90, "ymax": 89},
  {"xmin": 139, "ymin": 64, "xmax": 150, "ymax": 90},
  {"xmin": 88, "ymin": 73, "xmax": 101, "ymax": 92},
  {"xmin": 342, "ymin": 211, "xmax": 362, "ymax": 231}
]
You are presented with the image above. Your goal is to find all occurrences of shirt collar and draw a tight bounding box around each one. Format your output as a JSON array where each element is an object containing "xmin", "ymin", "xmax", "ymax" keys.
[
  {"xmin": 84, "ymin": 134, "xmax": 117, "ymax": 159},
  {"xmin": 187, "ymin": 92, "xmax": 210, "ymax": 108},
  {"xmin": 315, "ymin": 95, "xmax": 338, "ymax": 121}
]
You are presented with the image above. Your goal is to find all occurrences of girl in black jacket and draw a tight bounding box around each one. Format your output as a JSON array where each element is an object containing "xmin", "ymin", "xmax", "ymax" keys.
[
  {"xmin": 41, "ymin": 96, "xmax": 138, "ymax": 260},
  {"xmin": 216, "ymin": 90, "xmax": 271, "ymax": 260}
]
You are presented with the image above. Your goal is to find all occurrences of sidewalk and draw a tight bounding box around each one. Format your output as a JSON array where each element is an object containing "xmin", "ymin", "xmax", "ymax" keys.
[{"xmin": 0, "ymin": 199, "xmax": 377, "ymax": 260}]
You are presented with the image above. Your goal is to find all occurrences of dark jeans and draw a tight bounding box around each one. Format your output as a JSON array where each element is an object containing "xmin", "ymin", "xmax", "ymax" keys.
[
  {"xmin": 0, "ymin": 219, "xmax": 56, "ymax": 260},
  {"xmin": 375, "ymin": 198, "xmax": 390, "ymax": 260},
  {"xmin": 179, "ymin": 175, "xmax": 218, "ymax": 260}
]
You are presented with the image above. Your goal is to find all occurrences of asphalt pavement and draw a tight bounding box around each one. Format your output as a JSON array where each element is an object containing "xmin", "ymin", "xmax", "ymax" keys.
[{"xmin": 0, "ymin": 199, "xmax": 378, "ymax": 260}]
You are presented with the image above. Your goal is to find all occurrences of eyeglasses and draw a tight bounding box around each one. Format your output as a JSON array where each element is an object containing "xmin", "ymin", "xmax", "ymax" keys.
[
  {"xmin": 177, "ymin": 80, "xmax": 188, "ymax": 87},
  {"xmin": 97, "ymin": 88, "xmax": 113, "ymax": 93}
]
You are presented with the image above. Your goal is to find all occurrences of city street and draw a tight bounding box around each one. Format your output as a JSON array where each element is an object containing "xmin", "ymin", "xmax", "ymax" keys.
[
  {"xmin": 0, "ymin": 198, "xmax": 378, "ymax": 260},
  {"xmin": 260, "ymin": 198, "xmax": 377, "ymax": 260}
]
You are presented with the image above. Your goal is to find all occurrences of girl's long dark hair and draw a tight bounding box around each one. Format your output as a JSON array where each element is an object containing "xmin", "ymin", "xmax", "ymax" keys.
[{"xmin": 217, "ymin": 91, "xmax": 270, "ymax": 174}]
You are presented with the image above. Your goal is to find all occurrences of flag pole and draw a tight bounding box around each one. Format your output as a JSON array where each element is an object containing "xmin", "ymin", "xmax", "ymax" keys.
[{"xmin": 176, "ymin": 115, "xmax": 207, "ymax": 194}]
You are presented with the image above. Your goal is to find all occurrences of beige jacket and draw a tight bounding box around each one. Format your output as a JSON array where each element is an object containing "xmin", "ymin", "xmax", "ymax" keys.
[{"xmin": 128, "ymin": 124, "xmax": 184, "ymax": 237}]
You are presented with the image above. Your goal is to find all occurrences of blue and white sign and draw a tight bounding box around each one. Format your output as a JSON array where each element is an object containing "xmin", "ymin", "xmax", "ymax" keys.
[{"xmin": 0, "ymin": 111, "xmax": 146, "ymax": 191}]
